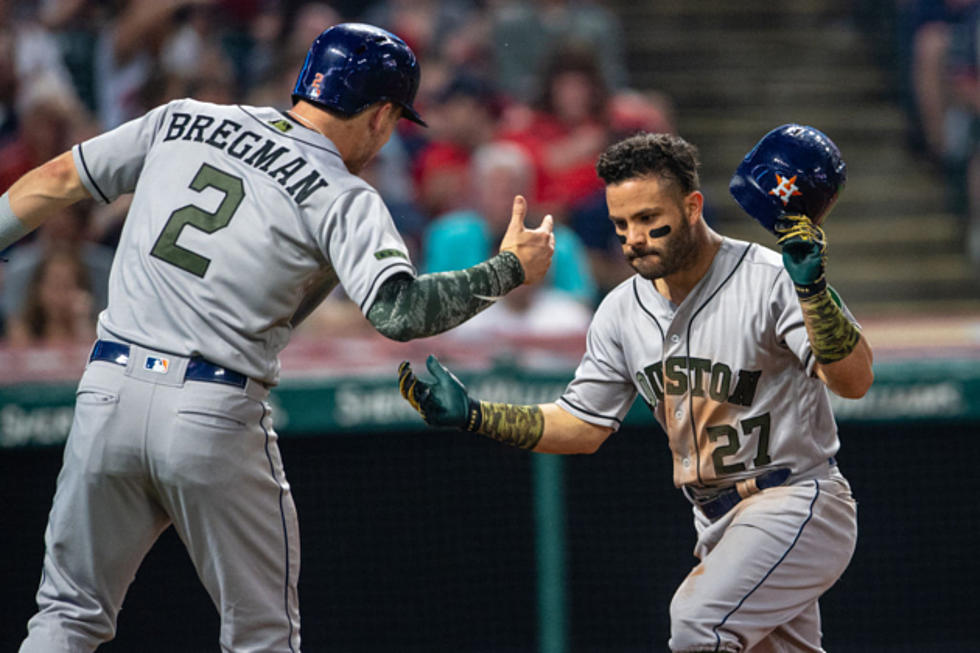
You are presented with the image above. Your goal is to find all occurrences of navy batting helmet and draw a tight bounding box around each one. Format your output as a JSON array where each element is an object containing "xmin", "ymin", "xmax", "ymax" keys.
[
  {"xmin": 292, "ymin": 23, "xmax": 426, "ymax": 126},
  {"xmin": 729, "ymin": 124, "xmax": 845, "ymax": 233}
]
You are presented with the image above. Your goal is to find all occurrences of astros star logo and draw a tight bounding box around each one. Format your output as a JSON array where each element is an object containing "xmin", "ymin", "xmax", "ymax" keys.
[{"xmin": 769, "ymin": 174, "xmax": 803, "ymax": 205}]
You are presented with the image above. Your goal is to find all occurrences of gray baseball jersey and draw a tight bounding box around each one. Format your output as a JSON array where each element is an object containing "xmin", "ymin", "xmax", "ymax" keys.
[
  {"xmin": 558, "ymin": 237, "xmax": 852, "ymax": 487},
  {"xmin": 21, "ymin": 99, "xmax": 417, "ymax": 652},
  {"xmin": 556, "ymin": 237, "xmax": 859, "ymax": 650},
  {"xmin": 72, "ymin": 98, "xmax": 415, "ymax": 385}
]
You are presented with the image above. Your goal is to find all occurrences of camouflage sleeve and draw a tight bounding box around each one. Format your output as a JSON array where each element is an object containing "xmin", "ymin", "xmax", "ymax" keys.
[
  {"xmin": 367, "ymin": 251, "xmax": 524, "ymax": 341},
  {"xmin": 800, "ymin": 288, "xmax": 861, "ymax": 364},
  {"xmin": 474, "ymin": 401, "xmax": 545, "ymax": 450}
]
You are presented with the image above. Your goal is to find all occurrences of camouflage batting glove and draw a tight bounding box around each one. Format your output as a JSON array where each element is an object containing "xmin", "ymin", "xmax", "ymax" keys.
[
  {"xmin": 398, "ymin": 355, "xmax": 482, "ymax": 431},
  {"xmin": 774, "ymin": 213, "xmax": 827, "ymax": 299}
]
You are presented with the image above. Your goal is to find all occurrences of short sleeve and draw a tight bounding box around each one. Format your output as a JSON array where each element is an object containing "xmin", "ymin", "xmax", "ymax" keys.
[
  {"xmin": 72, "ymin": 102, "xmax": 172, "ymax": 203},
  {"xmin": 557, "ymin": 306, "xmax": 636, "ymax": 429},
  {"xmin": 323, "ymin": 188, "xmax": 416, "ymax": 312}
]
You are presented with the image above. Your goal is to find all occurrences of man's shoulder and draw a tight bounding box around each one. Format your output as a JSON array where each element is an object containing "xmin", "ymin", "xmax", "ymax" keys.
[
  {"xmin": 594, "ymin": 275, "xmax": 637, "ymax": 315},
  {"xmin": 719, "ymin": 236, "xmax": 785, "ymax": 275}
]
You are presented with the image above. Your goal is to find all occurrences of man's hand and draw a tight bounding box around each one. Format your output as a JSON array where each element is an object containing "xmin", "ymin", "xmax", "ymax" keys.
[
  {"xmin": 498, "ymin": 195, "xmax": 555, "ymax": 286},
  {"xmin": 398, "ymin": 355, "xmax": 481, "ymax": 430},
  {"xmin": 774, "ymin": 213, "xmax": 827, "ymax": 298}
]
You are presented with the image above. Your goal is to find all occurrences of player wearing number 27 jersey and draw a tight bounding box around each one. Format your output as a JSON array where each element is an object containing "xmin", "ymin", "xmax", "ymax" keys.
[
  {"xmin": 563, "ymin": 238, "xmax": 844, "ymax": 488},
  {"xmin": 398, "ymin": 131, "xmax": 873, "ymax": 651}
]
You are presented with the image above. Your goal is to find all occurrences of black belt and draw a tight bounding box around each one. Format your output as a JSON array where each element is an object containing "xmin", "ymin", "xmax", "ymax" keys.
[
  {"xmin": 686, "ymin": 457, "xmax": 837, "ymax": 521},
  {"xmin": 89, "ymin": 340, "xmax": 248, "ymax": 388}
]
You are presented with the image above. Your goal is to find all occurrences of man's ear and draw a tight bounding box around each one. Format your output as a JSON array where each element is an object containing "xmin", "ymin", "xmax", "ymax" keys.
[
  {"xmin": 368, "ymin": 102, "xmax": 395, "ymax": 131},
  {"xmin": 685, "ymin": 190, "xmax": 704, "ymax": 224}
]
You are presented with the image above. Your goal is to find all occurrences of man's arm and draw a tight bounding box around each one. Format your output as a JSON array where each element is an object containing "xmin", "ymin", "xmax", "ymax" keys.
[
  {"xmin": 776, "ymin": 214, "xmax": 874, "ymax": 399},
  {"xmin": 815, "ymin": 334, "xmax": 873, "ymax": 399},
  {"xmin": 367, "ymin": 196, "xmax": 554, "ymax": 341},
  {"xmin": 1, "ymin": 151, "xmax": 90, "ymax": 248},
  {"xmin": 397, "ymin": 355, "xmax": 615, "ymax": 454}
]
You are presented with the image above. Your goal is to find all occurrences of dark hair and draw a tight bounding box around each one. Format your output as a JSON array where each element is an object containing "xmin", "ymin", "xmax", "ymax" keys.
[
  {"xmin": 536, "ymin": 44, "xmax": 609, "ymax": 118},
  {"xmin": 596, "ymin": 132, "xmax": 701, "ymax": 194},
  {"xmin": 21, "ymin": 246, "xmax": 91, "ymax": 340}
]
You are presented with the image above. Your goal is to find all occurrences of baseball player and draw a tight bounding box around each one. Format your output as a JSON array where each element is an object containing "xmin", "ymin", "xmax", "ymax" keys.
[
  {"xmin": 3, "ymin": 23, "xmax": 554, "ymax": 652},
  {"xmin": 398, "ymin": 128, "xmax": 873, "ymax": 651}
]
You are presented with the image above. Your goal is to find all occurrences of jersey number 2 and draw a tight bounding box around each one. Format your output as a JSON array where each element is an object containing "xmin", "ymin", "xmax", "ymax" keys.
[{"xmin": 151, "ymin": 163, "xmax": 245, "ymax": 277}]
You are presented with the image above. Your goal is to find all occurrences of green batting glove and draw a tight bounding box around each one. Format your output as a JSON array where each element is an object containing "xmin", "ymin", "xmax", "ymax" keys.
[
  {"xmin": 774, "ymin": 214, "xmax": 827, "ymax": 299},
  {"xmin": 397, "ymin": 355, "xmax": 482, "ymax": 431}
]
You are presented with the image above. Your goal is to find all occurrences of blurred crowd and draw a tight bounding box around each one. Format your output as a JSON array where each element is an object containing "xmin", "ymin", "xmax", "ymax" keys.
[
  {"xmin": 882, "ymin": 0, "xmax": 980, "ymax": 265},
  {"xmin": 0, "ymin": 0, "xmax": 677, "ymax": 348}
]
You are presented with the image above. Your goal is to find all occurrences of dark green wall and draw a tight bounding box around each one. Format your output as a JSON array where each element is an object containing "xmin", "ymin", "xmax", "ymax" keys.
[{"xmin": 2, "ymin": 420, "xmax": 977, "ymax": 651}]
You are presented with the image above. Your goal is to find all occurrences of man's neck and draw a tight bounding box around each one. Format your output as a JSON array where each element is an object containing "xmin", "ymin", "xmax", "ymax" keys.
[{"xmin": 653, "ymin": 229, "xmax": 723, "ymax": 306}]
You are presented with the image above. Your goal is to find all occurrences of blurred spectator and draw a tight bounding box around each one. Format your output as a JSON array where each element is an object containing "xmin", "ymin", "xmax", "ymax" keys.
[
  {"xmin": 944, "ymin": 3, "xmax": 980, "ymax": 265},
  {"xmin": 38, "ymin": 0, "xmax": 105, "ymax": 113},
  {"xmin": 608, "ymin": 88, "xmax": 675, "ymax": 139},
  {"xmin": 899, "ymin": 0, "xmax": 979, "ymax": 160},
  {"xmin": 1, "ymin": 202, "xmax": 113, "ymax": 331},
  {"xmin": 490, "ymin": 0, "xmax": 627, "ymax": 101},
  {"xmin": 0, "ymin": 29, "xmax": 20, "ymax": 144},
  {"xmin": 0, "ymin": 0, "xmax": 77, "ymax": 100},
  {"xmin": 444, "ymin": 280, "xmax": 593, "ymax": 340},
  {"xmin": 359, "ymin": 0, "xmax": 481, "ymax": 63},
  {"xmin": 0, "ymin": 74, "xmax": 96, "ymax": 194},
  {"xmin": 0, "ymin": 0, "xmax": 81, "ymax": 144},
  {"xmin": 5, "ymin": 244, "xmax": 97, "ymax": 347},
  {"xmin": 245, "ymin": 2, "xmax": 342, "ymax": 110},
  {"xmin": 93, "ymin": 0, "xmax": 215, "ymax": 129},
  {"xmin": 498, "ymin": 45, "xmax": 612, "ymax": 219},
  {"xmin": 156, "ymin": 2, "xmax": 237, "ymax": 105},
  {"xmin": 423, "ymin": 141, "xmax": 595, "ymax": 339},
  {"xmin": 412, "ymin": 72, "xmax": 500, "ymax": 217},
  {"xmin": 423, "ymin": 140, "xmax": 597, "ymax": 306}
]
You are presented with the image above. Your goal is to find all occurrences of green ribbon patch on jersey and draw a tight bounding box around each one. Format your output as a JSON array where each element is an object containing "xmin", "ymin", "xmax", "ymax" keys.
[
  {"xmin": 374, "ymin": 249, "xmax": 408, "ymax": 261},
  {"xmin": 269, "ymin": 119, "xmax": 294, "ymax": 133}
]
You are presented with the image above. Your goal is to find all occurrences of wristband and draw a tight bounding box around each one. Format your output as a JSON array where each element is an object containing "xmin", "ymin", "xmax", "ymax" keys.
[
  {"xmin": 800, "ymin": 288, "xmax": 861, "ymax": 364},
  {"xmin": 0, "ymin": 192, "xmax": 29, "ymax": 252},
  {"xmin": 473, "ymin": 401, "xmax": 545, "ymax": 450}
]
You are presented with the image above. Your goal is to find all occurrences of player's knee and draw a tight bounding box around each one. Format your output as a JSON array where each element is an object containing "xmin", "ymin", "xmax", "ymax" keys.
[{"xmin": 669, "ymin": 590, "xmax": 739, "ymax": 652}]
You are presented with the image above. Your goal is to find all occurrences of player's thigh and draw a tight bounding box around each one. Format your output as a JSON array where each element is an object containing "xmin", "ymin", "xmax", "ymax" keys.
[
  {"xmin": 151, "ymin": 383, "xmax": 300, "ymax": 621},
  {"xmin": 34, "ymin": 365, "xmax": 169, "ymax": 631},
  {"xmin": 670, "ymin": 479, "xmax": 856, "ymax": 651}
]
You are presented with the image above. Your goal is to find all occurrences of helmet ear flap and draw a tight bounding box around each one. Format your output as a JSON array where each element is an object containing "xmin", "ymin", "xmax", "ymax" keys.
[{"xmin": 729, "ymin": 161, "xmax": 784, "ymax": 234}]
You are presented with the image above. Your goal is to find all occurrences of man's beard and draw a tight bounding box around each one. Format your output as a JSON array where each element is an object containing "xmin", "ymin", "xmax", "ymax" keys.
[{"xmin": 627, "ymin": 219, "xmax": 699, "ymax": 280}]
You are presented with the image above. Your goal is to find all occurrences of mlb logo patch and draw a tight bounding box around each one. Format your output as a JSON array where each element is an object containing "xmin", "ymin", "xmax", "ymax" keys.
[{"xmin": 145, "ymin": 357, "xmax": 170, "ymax": 374}]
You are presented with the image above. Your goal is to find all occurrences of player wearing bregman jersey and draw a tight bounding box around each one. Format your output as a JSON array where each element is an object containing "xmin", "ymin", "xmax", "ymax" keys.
[
  {"xmin": 398, "ymin": 132, "xmax": 873, "ymax": 652},
  {"xmin": 1, "ymin": 24, "xmax": 554, "ymax": 652}
]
